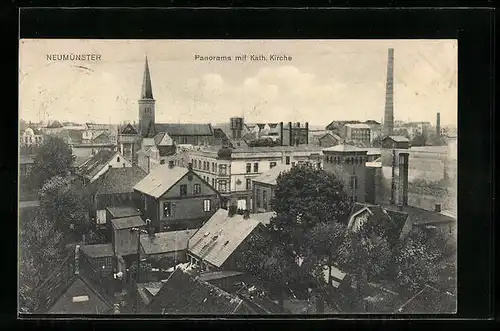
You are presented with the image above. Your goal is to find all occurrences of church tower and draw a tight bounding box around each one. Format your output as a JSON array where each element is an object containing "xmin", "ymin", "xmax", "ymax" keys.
[{"xmin": 138, "ymin": 56, "xmax": 156, "ymax": 138}]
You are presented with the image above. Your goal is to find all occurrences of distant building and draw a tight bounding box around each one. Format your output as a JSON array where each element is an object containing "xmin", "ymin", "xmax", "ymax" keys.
[
  {"xmin": 76, "ymin": 150, "xmax": 132, "ymax": 184},
  {"xmin": 403, "ymin": 122, "xmax": 432, "ymax": 140},
  {"xmin": 111, "ymin": 215, "xmax": 146, "ymax": 257},
  {"xmin": 381, "ymin": 136, "xmax": 410, "ymax": 149},
  {"xmin": 252, "ymin": 164, "xmax": 292, "ymax": 213},
  {"xmin": 317, "ymin": 132, "xmax": 342, "ymax": 148},
  {"xmin": 137, "ymin": 132, "xmax": 177, "ymax": 173},
  {"xmin": 187, "ymin": 209, "xmax": 272, "ymax": 272},
  {"xmin": 343, "ymin": 123, "xmax": 371, "ymax": 145},
  {"xmin": 133, "ymin": 163, "xmax": 221, "ymax": 232},
  {"xmin": 20, "ymin": 127, "xmax": 44, "ymax": 147},
  {"xmin": 188, "ymin": 145, "xmax": 323, "ymax": 210}
]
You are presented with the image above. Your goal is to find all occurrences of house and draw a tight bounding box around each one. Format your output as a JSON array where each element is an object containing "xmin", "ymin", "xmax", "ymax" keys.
[
  {"xmin": 382, "ymin": 136, "xmax": 410, "ymax": 149},
  {"xmin": 343, "ymin": 123, "xmax": 371, "ymax": 145},
  {"xmin": 137, "ymin": 131, "xmax": 177, "ymax": 173},
  {"xmin": 140, "ymin": 229, "xmax": 198, "ymax": 266},
  {"xmin": 133, "ymin": 163, "xmax": 221, "ymax": 232},
  {"xmin": 143, "ymin": 267, "xmax": 254, "ymax": 314},
  {"xmin": 111, "ymin": 215, "xmax": 146, "ymax": 257},
  {"xmin": 20, "ymin": 127, "xmax": 44, "ymax": 147},
  {"xmin": 93, "ymin": 167, "xmax": 147, "ymax": 229},
  {"xmin": 347, "ymin": 202, "xmax": 410, "ymax": 240},
  {"xmin": 187, "ymin": 209, "xmax": 271, "ymax": 272},
  {"xmin": 318, "ymin": 132, "xmax": 342, "ymax": 148},
  {"xmin": 79, "ymin": 244, "xmax": 115, "ymax": 286},
  {"xmin": 76, "ymin": 150, "xmax": 132, "ymax": 184},
  {"xmin": 252, "ymin": 164, "xmax": 292, "ymax": 213},
  {"xmin": 32, "ymin": 248, "xmax": 114, "ymax": 314}
]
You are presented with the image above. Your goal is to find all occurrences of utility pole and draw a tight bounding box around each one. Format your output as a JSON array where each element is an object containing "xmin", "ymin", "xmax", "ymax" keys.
[{"xmin": 130, "ymin": 223, "xmax": 149, "ymax": 313}]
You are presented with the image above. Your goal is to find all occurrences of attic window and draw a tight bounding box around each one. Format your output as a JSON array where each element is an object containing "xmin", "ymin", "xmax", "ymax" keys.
[{"xmin": 72, "ymin": 295, "xmax": 89, "ymax": 303}]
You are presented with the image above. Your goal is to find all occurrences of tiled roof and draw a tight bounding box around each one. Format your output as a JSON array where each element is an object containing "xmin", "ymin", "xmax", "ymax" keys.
[
  {"xmin": 148, "ymin": 268, "xmax": 245, "ymax": 314},
  {"xmin": 323, "ymin": 144, "xmax": 368, "ymax": 153},
  {"xmin": 154, "ymin": 123, "xmax": 213, "ymax": 136},
  {"xmin": 48, "ymin": 276, "xmax": 112, "ymax": 314},
  {"xmin": 111, "ymin": 215, "xmax": 145, "ymax": 230},
  {"xmin": 133, "ymin": 165, "xmax": 189, "ymax": 199},
  {"xmin": 188, "ymin": 209, "xmax": 263, "ymax": 268},
  {"xmin": 76, "ymin": 150, "xmax": 117, "ymax": 179},
  {"xmin": 384, "ymin": 136, "xmax": 410, "ymax": 142},
  {"xmin": 141, "ymin": 229, "xmax": 197, "ymax": 255},
  {"xmin": 198, "ymin": 270, "xmax": 244, "ymax": 282},
  {"xmin": 383, "ymin": 205, "xmax": 455, "ymax": 225},
  {"xmin": 107, "ymin": 206, "xmax": 142, "ymax": 219},
  {"xmin": 253, "ymin": 164, "xmax": 292, "ymax": 186},
  {"xmin": 80, "ymin": 244, "xmax": 114, "ymax": 258},
  {"xmin": 96, "ymin": 167, "xmax": 147, "ymax": 195}
]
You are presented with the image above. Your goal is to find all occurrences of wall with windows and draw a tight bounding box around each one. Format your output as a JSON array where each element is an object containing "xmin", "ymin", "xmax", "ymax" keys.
[
  {"xmin": 323, "ymin": 152, "xmax": 368, "ymax": 203},
  {"xmin": 252, "ymin": 182, "xmax": 274, "ymax": 213}
]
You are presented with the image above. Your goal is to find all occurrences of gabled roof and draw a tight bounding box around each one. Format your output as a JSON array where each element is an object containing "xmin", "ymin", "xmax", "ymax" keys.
[
  {"xmin": 92, "ymin": 131, "xmax": 111, "ymax": 144},
  {"xmin": 319, "ymin": 132, "xmax": 341, "ymax": 141},
  {"xmin": 107, "ymin": 206, "xmax": 142, "ymax": 219},
  {"xmin": 188, "ymin": 209, "xmax": 263, "ymax": 268},
  {"xmin": 80, "ymin": 244, "xmax": 114, "ymax": 259},
  {"xmin": 48, "ymin": 276, "xmax": 112, "ymax": 314},
  {"xmin": 253, "ymin": 164, "xmax": 292, "ymax": 186},
  {"xmin": 154, "ymin": 123, "xmax": 213, "ymax": 136},
  {"xmin": 96, "ymin": 166, "xmax": 147, "ymax": 195},
  {"xmin": 76, "ymin": 150, "xmax": 118, "ymax": 179},
  {"xmin": 141, "ymin": 229, "xmax": 197, "ymax": 255},
  {"xmin": 154, "ymin": 132, "xmax": 174, "ymax": 146},
  {"xmin": 348, "ymin": 203, "xmax": 408, "ymax": 236},
  {"xmin": 133, "ymin": 165, "xmax": 190, "ymax": 199},
  {"xmin": 148, "ymin": 268, "xmax": 246, "ymax": 314},
  {"xmin": 111, "ymin": 215, "xmax": 145, "ymax": 230},
  {"xmin": 384, "ymin": 135, "xmax": 410, "ymax": 142},
  {"xmin": 120, "ymin": 123, "xmax": 139, "ymax": 135}
]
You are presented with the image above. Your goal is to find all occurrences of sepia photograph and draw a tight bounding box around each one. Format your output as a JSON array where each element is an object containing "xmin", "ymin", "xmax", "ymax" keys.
[{"xmin": 19, "ymin": 39, "xmax": 457, "ymax": 315}]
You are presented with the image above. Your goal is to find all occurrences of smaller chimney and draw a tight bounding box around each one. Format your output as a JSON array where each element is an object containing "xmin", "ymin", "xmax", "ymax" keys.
[
  {"xmin": 168, "ymin": 160, "xmax": 175, "ymax": 169},
  {"xmin": 228, "ymin": 205, "xmax": 237, "ymax": 217},
  {"xmin": 74, "ymin": 245, "xmax": 80, "ymax": 275},
  {"xmin": 435, "ymin": 204, "xmax": 442, "ymax": 213},
  {"xmin": 187, "ymin": 162, "xmax": 193, "ymax": 170},
  {"xmin": 243, "ymin": 210, "xmax": 250, "ymax": 220}
]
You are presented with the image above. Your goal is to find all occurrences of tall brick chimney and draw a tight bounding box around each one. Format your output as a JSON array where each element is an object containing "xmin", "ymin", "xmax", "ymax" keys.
[
  {"xmin": 288, "ymin": 122, "xmax": 292, "ymax": 147},
  {"xmin": 398, "ymin": 152, "xmax": 409, "ymax": 206},
  {"xmin": 279, "ymin": 122, "xmax": 284, "ymax": 146},
  {"xmin": 383, "ymin": 48, "xmax": 395, "ymax": 136},
  {"xmin": 436, "ymin": 112, "xmax": 441, "ymax": 137}
]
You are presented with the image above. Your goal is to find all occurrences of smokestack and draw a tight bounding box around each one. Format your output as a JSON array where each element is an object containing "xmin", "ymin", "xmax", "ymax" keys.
[
  {"xmin": 390, "ymin": 150, "xmax": 396, "ymax": 204},
  {"xmin": 305, "ymin": 122, "xmax": 309, "ymax": 145},
  {"xmin": 435, "ymin": 204, "xmax": 442, "ymax": 213},
  {"xmin": 398, "ymin": 152, "xmax": 409, "ymax": 206},
  {"xmin": 280, "ymin": 122, "xmax": 284, "ymax": 146},
  {"xmin": 436, "ymin": 112, "xmax": 441, "ymax": 137},
  {"xmin": 288, "ymin": 122, "xmax": 292, "ymax": 147},
  {"xmin": 384, "ymin": 48, "xmax": 395, "ymax": 136}
]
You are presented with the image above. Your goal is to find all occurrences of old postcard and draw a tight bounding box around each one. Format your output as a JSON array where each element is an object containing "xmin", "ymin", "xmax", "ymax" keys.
[{"xmin": 19, "ymin": 39, "xmax": 457, "ymax": 315}]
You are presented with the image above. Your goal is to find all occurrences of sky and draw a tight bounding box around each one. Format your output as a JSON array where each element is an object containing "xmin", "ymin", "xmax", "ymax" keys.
[{"xmin": 19, "ymin": 39, "xmax": 457, "ymax": 127}]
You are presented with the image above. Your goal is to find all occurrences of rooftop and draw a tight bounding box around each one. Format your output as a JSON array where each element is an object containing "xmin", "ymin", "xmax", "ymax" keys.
[
  {"xmin": 76, "ymin": 150, "xmax": 118, "ymax": 179},
  {"xmin": 107, "ymin": 206, "xmax": 142, "ymax": 219},
  {"xmin": 188, "ymin": 209, "xmax": 266, "ymax": 268},
  {"xmin": 141, "ymin": 229, "xmax": 198, "ymax": 255},
  {"xmin": 253, "ymin": 164, "xmax": 292, "ymax": 186},
  {"xmin": 147, "ymin": 268, "xmax": 246, "ymax": 314},
  {"xmin": 349, "ymin": 202, "xmax": 409, "ymax": 236},
  {"xmin": 154, "ymin": 123, "xmax": 213, "ymax": 137},
  {"xmin": 345, "ymin": 123, "xmax": 371, "ymax": 129},
  {"xmin": 383, "ymin": 204, "xmax": 456, "ymax": 225},
  {"xmin": 79, "ymin": 243, "xmax": 114, "ymax": 259},
  {"xmin": 198, "ymin": 270, "xmax": 245, "ymax": 282},
  {"xmin": 384, "ymin": 136, "xmax": 410, "ymax": 143},
  {"xmin": 111, "ymin": 215, "xmax": 145, "ymax": 230},
  {"xmin": 133, "ymin": 165, "xmax": 189, "ymax": 199},
  {"xmin": 323, "ymin": 144, "xmax": 368, "ymax": 153},
  {"xmin": 96, "ymin": 167, "xmax": 147, "ymax": 195}
]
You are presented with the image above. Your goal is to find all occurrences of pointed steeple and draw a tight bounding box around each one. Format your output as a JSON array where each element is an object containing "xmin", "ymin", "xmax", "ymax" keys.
[{"xmin": 141, "ymin": 56, "xmax": 154, "ymax": 99}]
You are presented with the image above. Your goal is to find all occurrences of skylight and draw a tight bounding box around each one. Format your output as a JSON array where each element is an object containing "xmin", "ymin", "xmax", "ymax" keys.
[{"xmin": 72, "ymin": 295, "xmax": 89, "ymax": 303}]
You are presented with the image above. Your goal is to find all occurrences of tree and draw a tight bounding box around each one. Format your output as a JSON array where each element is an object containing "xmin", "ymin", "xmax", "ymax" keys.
[
  {"xmin": 270, "ymin": 165, "xmax": 353, "ymax": 254},
  {"xmin": 39, "ymin": 175, "xmax": 91, "ymax": 237},
  {"xmin": 28, "ymin": 136, "xmax": 73, "ymax": 189},
  {"xmin": 411, "ymin": 134, "xmax": 427, "ymax": 147},
  {"xmin": 19, "ymin": 211, "xmax": 65, "ymax": 312}
]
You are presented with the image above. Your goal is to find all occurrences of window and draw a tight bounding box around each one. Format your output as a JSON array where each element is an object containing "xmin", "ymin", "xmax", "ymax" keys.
[
  {"xmin": 212, "ymin": 163, "xmax": 215, "ymax": 173},
  {"xmin": 285, "ymin": 156, "xmax": 290, "ymax": 165},
  {"xmin": 181, "ymin": 137, "xmax": 188, "ymax": 144},
  {"xmin": 117, "ymin": 156, "xmax": 120, "ymax": 162},
  {"xmin": 263, "ymin": 191, "xmax": 268, "ymax": 210},
  {"xmin": 219, "ymin": 164, "xmax": 227, "ymax": 176},
  {"xmin": 198, "ymin": 160, "xmax": 202, "ymax": 169},
  {"xmin": 256, "ymin": 188, "xmax": 261, "ymax": 208},
  {"xmin": 203, "ymin": 199, "xmax": 211, "ymax": 212},
  {"xmin": 163, "ymin": 202, "xmax": 171, "ymax": 217},
  {"xmin": 160, "ymin": 159, "xmax": 165, "ymax": 165},
  {"xmin": 219, "ymin": 180, "xmax": 227, "ymax": 192},
  {"xmin": 246, "ymin": 178, "xmax": 252, "ymax": 190},
  {"xmin": 180, "ymin": 184, "xmax": 187, "ymax": 196},
  {"xmin": 254, "ymin": 163, "xmax": 259, "ymax": 172},
  {"xmin": 212, "ymin": 178, "xmax": 215, "ymax": 187},
  {"xmin": 193, "ymin": 184, "xmax": 201, "ymax": 194},
  {"xmin": 246, "ymin": 163, "xmax": 251, "ymax": 173},
  {"xmin": 270, "ymin": 162, "xmax": 277, "ymax": 168}
]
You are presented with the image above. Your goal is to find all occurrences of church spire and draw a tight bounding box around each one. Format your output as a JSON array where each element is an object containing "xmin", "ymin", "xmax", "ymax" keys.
[{"xmin": 141, "ymin": 56, "xmax": 154, "ymax": 99}]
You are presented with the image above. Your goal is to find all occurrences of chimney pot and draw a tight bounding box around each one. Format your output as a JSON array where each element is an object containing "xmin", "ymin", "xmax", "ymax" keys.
[
  {"xmin": 187, "ymin": 162, "xmax": 193, "ymax": 170},
  {"xmin": 435, "ymin": 204, "xmax": 442, "ymax": 213},
  {"xmin": 243, "ymin": 210, "xmax": 250, "ymax": 219}
]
